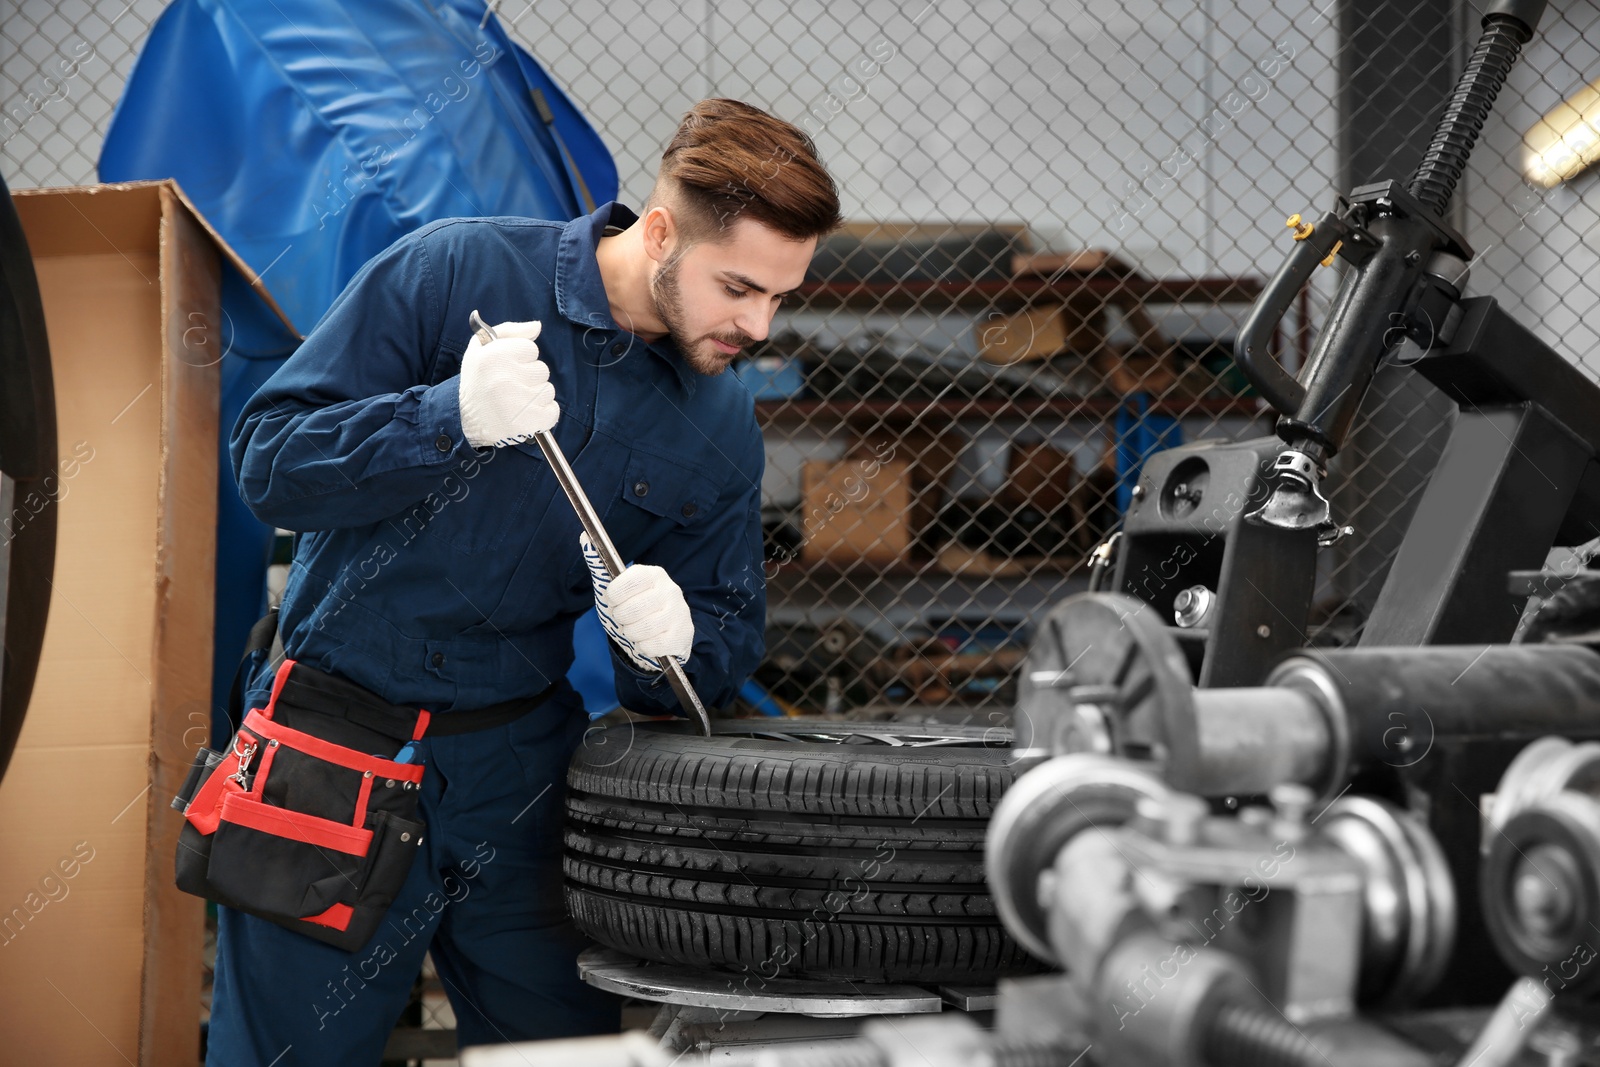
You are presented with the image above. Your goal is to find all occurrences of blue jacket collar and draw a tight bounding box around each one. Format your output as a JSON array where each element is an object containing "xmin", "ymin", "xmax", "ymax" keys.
[{"xmin": 556, "ymin": 201, "xmax": 698, "ymax": 395}]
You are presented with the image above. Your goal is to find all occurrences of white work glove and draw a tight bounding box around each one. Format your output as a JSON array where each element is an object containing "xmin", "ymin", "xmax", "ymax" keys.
[
  {"xmin": 458, "ymin": 319, "xmax": 558, "ymax": 448},
  {"xmin": 582, "ymin": 531, "xmax": 694, "ymax": 672}
]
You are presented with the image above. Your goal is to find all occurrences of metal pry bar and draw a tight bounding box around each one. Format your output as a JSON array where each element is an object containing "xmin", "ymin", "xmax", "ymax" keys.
[{"xmin": 469, "ymin": 310, "xmax": 714, "ymax": 737}]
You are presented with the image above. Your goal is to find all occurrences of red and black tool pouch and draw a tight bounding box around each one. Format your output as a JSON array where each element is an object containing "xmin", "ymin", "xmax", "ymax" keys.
[{"xmin": 173, "ymin": 657, "xmax": 432, "ymax": 951}]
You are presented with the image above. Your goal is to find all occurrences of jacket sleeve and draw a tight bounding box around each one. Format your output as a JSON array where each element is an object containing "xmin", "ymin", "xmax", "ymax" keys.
[
  {"xmin": 610, "ymin": 423, "xmax": 767, "ymax": 715},
  {"xmin": 230, "ymin": 230, "xmax": 474, "ymax": 532}
]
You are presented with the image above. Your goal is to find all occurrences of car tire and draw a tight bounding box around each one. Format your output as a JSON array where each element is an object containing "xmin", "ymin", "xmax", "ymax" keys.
[{"xmin": 564, "ymin": 718, "xmax": 1040, "ymax": 983}]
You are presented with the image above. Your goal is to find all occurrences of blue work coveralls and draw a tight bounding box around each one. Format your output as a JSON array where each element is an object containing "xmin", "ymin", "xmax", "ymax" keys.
[{"xmin": 208, "ymin": 202, "xmax": 766, "ymax": 1065}]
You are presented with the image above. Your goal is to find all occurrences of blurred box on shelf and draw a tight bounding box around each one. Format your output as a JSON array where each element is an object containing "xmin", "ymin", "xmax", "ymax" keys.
[
  {"xmin": 1011, "ymin": 248, "xmax": 1139, "ymax": 277},
  {"xmin": 1004, "ymin": 439, "xmax": 1085, "ymax": 534},
  {"xmin": 851, "ymin": 428, "xmax": 960, "ymax": 537},
  {"xmin": 1093, "ymin": 343, "xmax": 1178, "ymax": 395},
  {"xmin": 976, "ymin": 291, "xmax": 1111, "ymax": 365},
  {"xmin": 976, "ymin": 305, "xmax": 1066, "ymax": 365},
  {"xmin": 800, "ymin": 456, "xmax": 915, "ymax": 566},
  {"xmin": 800, "ymin": 428, "xmax": 959, "ymax": 567},
  {"xmin": 932, "ymin": 504, "xmax": 1085, "ymax": 576},
  {"xmin": 932, "ymin": 439, "xmax": 1088, "ymax": 577},
  {"xmin": 887, "ymin": 641, "xmax": 1027, "ymax": 705},
  {"xmin": 1091, "ymin": 344, "xmax": 1228, "ymax": 400}
]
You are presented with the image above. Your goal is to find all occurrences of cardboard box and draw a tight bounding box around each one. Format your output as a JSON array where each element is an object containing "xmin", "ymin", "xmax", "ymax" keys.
[
  {"xmin": 1091, "ymin": 343, "xmax": 1224, "ymax": 400},
  {"xmin": 980, "ymin": 248, "xmax": 1154, "ymax": 365},
  {"xmin": 1003, "ymin": 439, "xmax": 1080, "ymax": 518},
  {"xmin": 801, "ymin": 456, "xmax": 915, "ymax": 565},
  {"xmin": 976, "ymin": 292, "xmax": 1111, "ymax": 365},
  {"xmin": 1010, "ymin": 248, "xmax": 1139, "ymax": 277},
  {"xmin": 976, "ymin": 304, "xmax": 1068, "ymax": 364},
  {"xmin": 799, "ymin": 428, "xmax": 960, "ymax": 567},
  {"xmin": 0, "ymin": 181, "xmax": 285, "ymax": 1067},
  {"xmin": 851, "ymin": 428, "xmax": 959, "ymax": 534}
]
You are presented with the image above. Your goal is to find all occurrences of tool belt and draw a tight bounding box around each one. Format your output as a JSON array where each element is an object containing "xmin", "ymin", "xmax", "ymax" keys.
[{"xmin": 173, "ymin": 611, "xmax": 554, "ymax": 951}]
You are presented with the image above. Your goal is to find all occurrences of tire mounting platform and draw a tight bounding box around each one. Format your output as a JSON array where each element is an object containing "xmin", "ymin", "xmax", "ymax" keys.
[{"xmin": 578, "ymin": 947, "xmax": 997, "ymax": 1017}]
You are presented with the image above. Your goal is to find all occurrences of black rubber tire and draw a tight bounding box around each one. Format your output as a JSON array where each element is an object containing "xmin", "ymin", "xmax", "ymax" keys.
[
  {"xmin": 564, "ymin": 719, "xmax": 1041, "ymax": 983},
  {"xmin": 0, "ymin": 168, "xmax": 58, "ymax": 788}
]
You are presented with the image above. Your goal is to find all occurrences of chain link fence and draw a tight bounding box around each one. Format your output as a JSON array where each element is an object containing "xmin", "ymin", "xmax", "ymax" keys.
[{"xmin": 5, "ymin": 0, "xmax": 1599, "ymax": 1061}]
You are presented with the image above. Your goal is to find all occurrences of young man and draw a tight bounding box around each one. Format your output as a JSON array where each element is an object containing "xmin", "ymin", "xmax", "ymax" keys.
[{"xmin": 209, "ymin": 99, "xmax": 841, "ymax": 1065}]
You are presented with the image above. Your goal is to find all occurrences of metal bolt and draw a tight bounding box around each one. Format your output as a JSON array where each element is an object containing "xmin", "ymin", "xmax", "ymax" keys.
[
  {"xmin": 1135, "ymin": 794, "xmax": 1209, "ymax": 847},
  {"xmin": 1131, "ymin": 484, "xmax": 1146, "ymax": 502},
  {"xmin": 1270, "ymin": 784, "xmax": 1315, "ymax": 844},
  {"xmin": 1270, "ymin": 783, "xmax": 1314, "ymax": 824},
  {"xmin": 1163, "ymin": 794, "xmax": 1210, "ymax": 846},
  {"xmin": 1173, "ymin": 585, "xmax": 1215, "ymax": 629},
  {"xmin": 1256, "ymin": 624, "xmax": 1272, "ymax": 638}
]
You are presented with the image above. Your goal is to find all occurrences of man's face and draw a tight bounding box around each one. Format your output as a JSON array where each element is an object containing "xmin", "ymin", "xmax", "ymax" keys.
[{"xmin": 649, "ymin": 217, "xmax": 816, "ymax": 376}]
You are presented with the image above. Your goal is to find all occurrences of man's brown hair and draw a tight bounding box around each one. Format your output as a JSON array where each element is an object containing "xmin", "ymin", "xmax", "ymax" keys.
[{"xmin": 650, "ymin": 98, "xmax": 842, "ymax": 245}]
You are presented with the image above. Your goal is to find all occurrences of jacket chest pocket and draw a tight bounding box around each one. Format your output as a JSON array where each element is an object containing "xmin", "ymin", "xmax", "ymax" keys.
[{"xmin": 567, "ymin": 450, "xmax": 719, "ymax": 590}]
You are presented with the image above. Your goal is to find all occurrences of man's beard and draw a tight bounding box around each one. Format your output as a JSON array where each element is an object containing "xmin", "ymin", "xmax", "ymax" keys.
[{"xmin": 650, "ymin": 252, "xmax": 752, "ymax": 376}]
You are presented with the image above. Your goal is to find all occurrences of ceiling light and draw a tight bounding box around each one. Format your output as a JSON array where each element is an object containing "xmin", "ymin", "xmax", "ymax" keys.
[{"xmin": 1523, "ymin": 75, "xmax": 1600, "ymax": 188}]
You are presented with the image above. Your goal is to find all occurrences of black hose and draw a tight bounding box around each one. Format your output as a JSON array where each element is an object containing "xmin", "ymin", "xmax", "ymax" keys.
[
  {"xmin": 1408, "ymin": 14, "xmax": 1533, "ymax": 218},
  {"xmin": 1202, "ymin": 1003, "xmax": 1324, "ymax": 1067}
]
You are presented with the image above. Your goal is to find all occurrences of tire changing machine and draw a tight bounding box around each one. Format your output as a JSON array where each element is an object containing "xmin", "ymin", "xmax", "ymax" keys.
[{"xmin": 465, "ymin": 2, "xmax": 1600, "ymax": 1063}]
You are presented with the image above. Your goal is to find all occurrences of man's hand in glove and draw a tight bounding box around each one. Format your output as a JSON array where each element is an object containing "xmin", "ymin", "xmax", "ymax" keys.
[
  {"xmin": 581, "ymin": 531, "xmax": 694, "ymax": 672},
  {"xmin": 459, "ymin": 319, "xmax": 558, "ymax": 447}
]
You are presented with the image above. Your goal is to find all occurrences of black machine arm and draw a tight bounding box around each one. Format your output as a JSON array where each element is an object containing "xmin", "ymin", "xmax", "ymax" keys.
[
  {"xmin": 1233, "ymin": 209, "xmax": 1346, "ymax": 415},
  {"xmin": 1234, "ymin": 0, "xmax": 1544, "ymax": 541}
]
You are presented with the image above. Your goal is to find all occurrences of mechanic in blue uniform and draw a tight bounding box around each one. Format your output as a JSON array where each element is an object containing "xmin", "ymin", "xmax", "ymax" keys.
[{"xmin": 207, "ymin": 98, "xmax": 842, "ymax": 1065}]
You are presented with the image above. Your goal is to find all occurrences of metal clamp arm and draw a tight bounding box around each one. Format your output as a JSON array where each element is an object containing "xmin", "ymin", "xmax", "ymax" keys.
[{"xmin": 1234, "ymin": 210, "xmax": 1348, "ymax": 415}]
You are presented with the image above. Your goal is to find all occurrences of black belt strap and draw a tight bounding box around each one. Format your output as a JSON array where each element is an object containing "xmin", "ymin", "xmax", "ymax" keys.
[
  {"xmin": 225, "ymin": 609, "xmax": 282, "ymax": 733},
  {"xmin": 227, "ymin": 610, "xmax": 555, "ymax": 737}
]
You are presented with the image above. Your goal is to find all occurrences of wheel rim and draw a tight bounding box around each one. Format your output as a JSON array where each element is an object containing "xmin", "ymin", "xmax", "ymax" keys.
[{"xmin": 706, "ymin": 720, "xmax": 1012, "ymax": 748}]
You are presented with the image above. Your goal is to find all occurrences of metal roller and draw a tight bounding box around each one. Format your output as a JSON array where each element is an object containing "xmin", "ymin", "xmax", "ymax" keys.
[
  {"xmin": 1318, "ymin": 796, "xmax": 1456, "ymax": 1005},
  {"xmin": 1480, "ymin": 737, "xmax": 1600, "ymax": 994},
  {"xmin": 1020, "ymin": 593, "xmax": 1600, "ymax": 800},
  {"xmin": 985, "ymin": 754, "xmax": 1169, "ymax": 964}
]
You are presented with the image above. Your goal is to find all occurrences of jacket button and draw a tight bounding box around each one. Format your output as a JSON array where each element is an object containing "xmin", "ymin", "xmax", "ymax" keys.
[
  {"xmin": 435, "ymin": 434, "xmax": 451, "ymax": 452},
  {"xmin": 633, "ymin": 480, "xmax": 649, "ymax": 497},
  {"xmin": 430, "ymin": 652, "xmax": 445, "ymax": 668},
  {"xmin": 681, "ymin": 502, "xmax": 697, "ymax": 518},
  {"xmin": 611, "ymin": 342, "xmax": 626, "ymax": 356}
]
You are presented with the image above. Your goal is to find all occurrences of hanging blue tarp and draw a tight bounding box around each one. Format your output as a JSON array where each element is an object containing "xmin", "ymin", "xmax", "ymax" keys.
[
  {"xmin": 101, "ymin": 0, "xmax": 616, "ymax": 336},
  {"xmin": 99, "ymin": 0, "xmax": 619, "ymax": 735}
]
